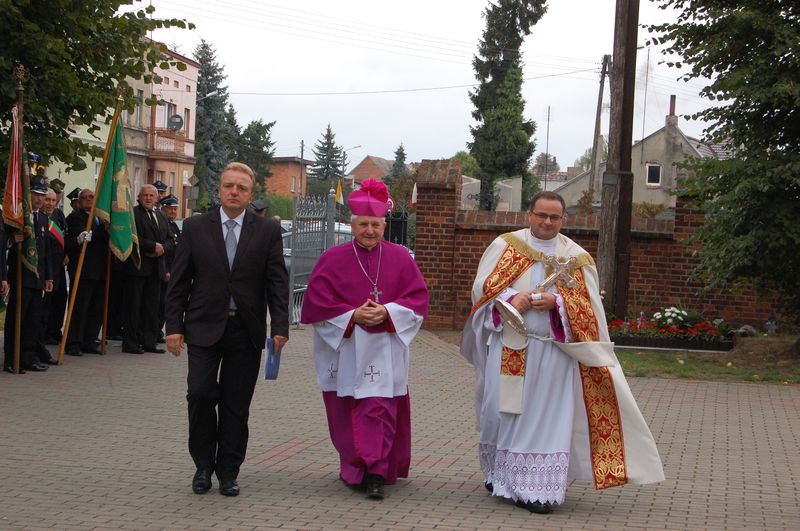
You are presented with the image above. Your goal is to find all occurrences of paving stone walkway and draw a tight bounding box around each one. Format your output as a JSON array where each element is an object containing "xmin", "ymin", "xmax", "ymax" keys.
[{"xmin": 1, "ymin": 327, "xmax": 798, "ymax": 530}]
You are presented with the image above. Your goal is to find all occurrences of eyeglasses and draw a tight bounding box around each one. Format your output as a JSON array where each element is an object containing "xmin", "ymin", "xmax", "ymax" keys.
[{"xmin": 530, "ymin": 211, "xmax": 563, "ymax": 222}]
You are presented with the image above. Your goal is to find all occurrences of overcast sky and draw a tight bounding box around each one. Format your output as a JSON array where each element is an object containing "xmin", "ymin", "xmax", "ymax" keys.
[{"xmin": 143, "ymin": 0, "xmax": 710, "ymax": 170}]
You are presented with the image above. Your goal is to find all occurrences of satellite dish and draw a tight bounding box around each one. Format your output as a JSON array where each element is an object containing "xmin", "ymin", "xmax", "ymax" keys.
[{"xmin": 167, "ymin": 114, "xmax": 184, "ymax": 131}]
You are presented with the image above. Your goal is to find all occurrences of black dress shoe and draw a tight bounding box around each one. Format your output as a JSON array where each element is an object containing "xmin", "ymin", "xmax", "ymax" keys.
[
  {"xmin": 192, "ymin": 469, "xmax": 212, "ymax": 494},
  {"xmin": 66, "ymin": 349, "xmax": 83, "ymax": 356},
  {"xmin": 26, "ymin": 363, "xmax": 49, "ymax": 372},
  {"xmin": 364, "ymin": 473, "xmax": 384, "ymax": 500},
  {"xmin": 485, "ymin": 482, "xmax": 493, "ymax": 493},
  {"xmin": 142, "ymin": 345, "xmax": 165, "ymax": 353},
  {"xmin": 4, "ymin": 366, "xmax": 26, "ymax": 374},
  {"xmin": 45, "ymin": 358, "xmax": 58, "ymax": 365},
  {"xmin": 107, "ymin": 335, "xmax": 123, "ymax": 341},
  {"xmin": 122, "ymin": 345, "xmax": 145, "ymax": 354},
  {"xmin": 515, "ymin": 499, "xmax": 553, "ymax": 514},
  {"xmin": 81, "ymin": 346, "xmax": 102, "ymax": 354},
  {"xmin": 219, "ymin": 479, "xmax": 240, "ymax": 497}
]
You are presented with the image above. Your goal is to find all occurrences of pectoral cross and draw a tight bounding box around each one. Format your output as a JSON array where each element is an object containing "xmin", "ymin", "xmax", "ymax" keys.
[
  {"xmin": 536, "ymin": 255, "xmax": 580, "ymax": 292},
  {"xmin": 370, "ymin": 285, "xmax": 382, "ymax": 303}
]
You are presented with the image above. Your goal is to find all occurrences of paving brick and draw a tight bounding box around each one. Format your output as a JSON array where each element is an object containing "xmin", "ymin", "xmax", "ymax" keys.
[{"xmin": 1, "ymin": 328, "xmax": 798, "ymax": 530}]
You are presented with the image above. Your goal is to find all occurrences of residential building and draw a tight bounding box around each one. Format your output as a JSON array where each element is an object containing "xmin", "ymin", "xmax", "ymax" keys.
[
  {"xmin": 267, "ymin": 156, "xmax": 313, "ymax": 197},
  {"xmin": 555, "ymin": 96, "xmax": 730, "ymax": 210}
]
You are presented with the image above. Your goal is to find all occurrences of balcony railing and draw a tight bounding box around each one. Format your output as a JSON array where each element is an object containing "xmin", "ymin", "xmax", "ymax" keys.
[{"xmin": 151, "ymin": 128, "xmax": 186, "ymax": 155}]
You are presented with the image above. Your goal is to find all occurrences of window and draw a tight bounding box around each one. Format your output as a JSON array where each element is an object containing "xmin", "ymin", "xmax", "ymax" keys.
[
  {"xmin": 173, "ymin": 80, "xmax": 179, "ymax": 88},
  {"xmin": 184, "ymin": 108, "xmax": 191, "ymax": 136},
  {"xmin": 186, "ymin": 84, "xmax": 192, "ymax": 92},
  {"xmin": 133, "ymin": 167, "xmax": 141, "ymax": 188},
  {"xmin": 156, "ymin": 170, "xmax": 164, "ymax": 182},
  {"xmin": 94, "ymin": 162, "xmax": 101, "ymax": 178},
  {"xmin": 169, "ymin": 172, "xmax": 176, "ymax": 192},
  {"xmin": 291, "ymin": 176, "xmax": 296, "ymax": 192},
  {"xmin": 646, "ymin": 163, "xmax": 662, "ymax": 186},
  {"xmin": 163, "ymin": 102, "xmax": 176, "ymax": 128},
  {"xmin": 163, "ymin": 76, "xmax": 170, "ymax": 85}
]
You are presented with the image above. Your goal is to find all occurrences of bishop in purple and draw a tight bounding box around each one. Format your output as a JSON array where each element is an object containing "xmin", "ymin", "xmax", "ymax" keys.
[{"xmin": 301, "ymin": 179, "xmax": 428, "ymax": 499}]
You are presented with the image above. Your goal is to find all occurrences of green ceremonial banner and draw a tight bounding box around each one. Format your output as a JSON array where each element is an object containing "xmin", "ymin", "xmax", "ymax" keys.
[{"xmin": 94, "ymin": 121, "xmax": 140, "ymax": 268}]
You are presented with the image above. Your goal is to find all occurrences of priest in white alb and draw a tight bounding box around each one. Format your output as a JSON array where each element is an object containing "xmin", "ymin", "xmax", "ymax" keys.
[
  {"xmin": 301, "ymin": 179, "xmax": 428, "ymax": 500},
  {"xmin": 461, "ymin": 191, "xmax": 664, "ymax": 515}
]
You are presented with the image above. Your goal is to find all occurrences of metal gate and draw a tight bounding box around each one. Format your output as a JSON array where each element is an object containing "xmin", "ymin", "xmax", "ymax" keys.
[{"xmin": 287, "ymin": 191, "xmax": 335, "ymax": 324}]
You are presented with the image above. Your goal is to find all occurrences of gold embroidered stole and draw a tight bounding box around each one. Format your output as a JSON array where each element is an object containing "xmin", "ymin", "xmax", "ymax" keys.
[{"xmin": 557, "ymin": 270, "xmax": 628, "ymax": 490}]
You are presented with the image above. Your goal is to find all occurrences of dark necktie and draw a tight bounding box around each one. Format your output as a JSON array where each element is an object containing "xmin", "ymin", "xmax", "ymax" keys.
[{"xmin": 224, "ymin": 219, "xmax": 238, "ymax": 309}]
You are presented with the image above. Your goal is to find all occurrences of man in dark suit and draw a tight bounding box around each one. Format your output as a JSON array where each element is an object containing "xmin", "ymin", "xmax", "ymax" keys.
[
  {"xmin": 64, "ymin": 188, "xmax": 109, "ymax": 356},
  {"xmin": 44, "ymin": 186, "xmax": 68, "ymax": 344},
  {"xmin": 166, "ymin": 162, "xmax": 289, "ymax": 497},
  {"xmin": 3, "ymin": 178, "xmax": 54, "ymax": 373},
  {"xmin": 157, "ymin": 194, "xmax": 181, "ymax": 340},
  {"xmin": 121, "ymin": 184, "xmax": 171, "ymax": 354}
]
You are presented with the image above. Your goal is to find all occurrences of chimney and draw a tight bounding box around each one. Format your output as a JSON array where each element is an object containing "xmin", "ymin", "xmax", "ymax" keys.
[{"xmin": 666, "ymin": 94, "xmax": 678, "ymax": 126}]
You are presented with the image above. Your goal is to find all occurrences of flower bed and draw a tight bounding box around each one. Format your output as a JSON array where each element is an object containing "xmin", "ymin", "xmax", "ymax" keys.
[
  {"xmin": 608, "ymin": 306, "xmax": 734, "ymax": 351},
  {"xmin": 610, "ymin": 334, "xmax": 734, "ymax": 351}
]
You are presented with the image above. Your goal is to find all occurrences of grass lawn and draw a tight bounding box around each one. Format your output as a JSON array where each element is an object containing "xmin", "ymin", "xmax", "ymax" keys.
[{"xmin": 616, "ymin": 345, "xmax": 798, "ymax": 384}]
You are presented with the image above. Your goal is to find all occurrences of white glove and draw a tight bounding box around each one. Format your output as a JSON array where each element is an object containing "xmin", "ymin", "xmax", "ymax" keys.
[{"xmin": 77, "ymin": 230, "xmax": 93, "ymax": 244}]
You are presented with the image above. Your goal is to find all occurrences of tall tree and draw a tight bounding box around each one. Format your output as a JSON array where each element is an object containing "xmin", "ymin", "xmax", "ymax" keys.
[
  {"xmin": 451, "ymin": 150, "xmax": 482, "ymax": 177},
  {"xmin": 468, "ymin": 0, "xmax": 547, "ymax": 210},
  {"xmin": 193, "ymin": 40, "xmax": 236, "ymax": 210},
  {"xmin": 532, "ymin": 152, "xmax": 560, "ymax": 175},
  {"xmin": 0, "ymin": 1, "xmax": 192, "ymax": 172},
  {"xmin": 308, "ymin": 124, "xmax": 343, "ymax": 189},
  {"xmin": 384, "ymin": 143, "xmax": 408, "ymax": 187},
  {"xmin": 237, "ymin": 119, "xmax": 276, "ymax": 193},
  {"xmin": 574, "ymin": 143, "xmax": 607, "ymax": 171},
  {"xmin": 648, "ymin": 0, "xmax": 800, "ymax": 316}
]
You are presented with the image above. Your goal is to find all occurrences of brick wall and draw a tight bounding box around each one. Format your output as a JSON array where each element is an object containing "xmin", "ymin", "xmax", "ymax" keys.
[
  {"xmin": 414, "ymin": 160, "xmax": 774, "ymax": 329},
  {"xmin": 267, "ymin": 158, "xmax": 307, "ymax": 197}
]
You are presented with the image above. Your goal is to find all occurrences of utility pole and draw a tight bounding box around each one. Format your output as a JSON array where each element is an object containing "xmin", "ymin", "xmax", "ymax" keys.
[
  {"xmin": 589, "ymin": 54, "xmax": 611, "ymax": 192},
  {"xmin": 544, "ymin": 105, "xmax": 551, "ymax": 188},
  {"xmin": 597, "ymin": 0, "xmax": 639, "ymax": 319}
]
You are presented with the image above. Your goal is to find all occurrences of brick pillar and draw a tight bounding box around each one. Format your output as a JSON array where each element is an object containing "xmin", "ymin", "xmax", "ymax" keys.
[{"xmin": 414, "ymin": 159, "xmax": 462, "ymax": 329}]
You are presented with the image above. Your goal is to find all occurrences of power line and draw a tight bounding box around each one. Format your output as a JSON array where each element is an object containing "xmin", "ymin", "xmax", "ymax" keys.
[
  {"xmin": 225, "ymin": 68, "xmax": 599, "ymax": 97},
  {"xmin": 156, "ymin": 0, "xmax": 601, "ymax": 69}
]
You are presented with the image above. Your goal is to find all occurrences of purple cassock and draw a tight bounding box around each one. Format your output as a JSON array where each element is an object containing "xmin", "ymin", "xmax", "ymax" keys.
[{"xmin": 301, "ymin": 238, "xmax": 428, "ymax": 486}]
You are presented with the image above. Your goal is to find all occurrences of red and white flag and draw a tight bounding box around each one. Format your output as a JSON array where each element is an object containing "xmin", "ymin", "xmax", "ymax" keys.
[
  {"xmin": 409, "ymin": 182, "xmax": 418, "ymax": 207},
  {"xmin": 3, "ymin": 104, "xmax": 23, "ymax": 229}
]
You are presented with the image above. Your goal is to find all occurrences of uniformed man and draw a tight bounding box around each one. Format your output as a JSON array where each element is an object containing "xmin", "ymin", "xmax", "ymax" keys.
[
  {"xmin": 3, "ymin": 177, "xmax": 54, "ymax": 373},
  {"xmin": 158, "ymin": 194, "xmax": 181, "ymax": 341},
  {"xmin": 251, "ymin": 199, "xmax": 268, "ymax": 217}
]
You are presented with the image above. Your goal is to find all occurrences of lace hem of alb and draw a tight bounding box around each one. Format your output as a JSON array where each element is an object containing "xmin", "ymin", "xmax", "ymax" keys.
[{"xmin": 479, "ymin": 443, "xmax": 568, "ymax": 505}]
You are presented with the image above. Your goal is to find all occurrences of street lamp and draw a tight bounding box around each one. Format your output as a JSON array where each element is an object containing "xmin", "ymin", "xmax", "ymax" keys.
[
  {"xmin": 342, "ymin": 145, "xmax": 362, "ymax": 187},
  {"xmin": 196, "ymin": 90, "xmax": 219, "ymax": 104}
]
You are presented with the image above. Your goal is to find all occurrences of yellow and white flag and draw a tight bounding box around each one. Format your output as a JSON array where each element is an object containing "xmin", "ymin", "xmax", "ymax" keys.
[{"xmin": 335, "ymin": 179, "xmax": 344, "ymax": 205}]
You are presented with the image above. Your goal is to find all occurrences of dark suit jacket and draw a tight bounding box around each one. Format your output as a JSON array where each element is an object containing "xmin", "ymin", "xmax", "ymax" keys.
[
  {"xmin": 6, "ymin": 211, "xmax": 53, "ymax": 290},
  {"xmin": 49, "ymin": 208, "xmax": 67, "ymax": 268},
  {"xmin": 164, "ymin": 219, "xmax": 181, "ymax": 273},
  {"xmin": 124, "ymin": 204, "xmax": 172, "ymax": 278},
  {"xmin": 165, "ymin": 208, "xmax": 289, "ymax": 348},
  {"xmin": 65, "ymin": 209, "xmax": 108, "ymax": 280}
]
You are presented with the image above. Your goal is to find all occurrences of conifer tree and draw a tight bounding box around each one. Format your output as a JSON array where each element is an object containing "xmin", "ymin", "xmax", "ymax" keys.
[
  {"xmin": 193, "ymin": 40, "xmax": 237, "ymax": 209},
  {"xmin": 384, "ymin": 143, "xmax": 408, "ymax": 187},
  {"xmin": 468, "ymin": 0, "xmax": 547, "ymax": 210},
  {"xmin": 308, "ymin": 124, "xmax": 344, "ymax": 193}
]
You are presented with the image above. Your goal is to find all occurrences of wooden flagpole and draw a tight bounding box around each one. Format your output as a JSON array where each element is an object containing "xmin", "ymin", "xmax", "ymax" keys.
[
  {"xmin": 58, "ymin": 95, "xmax": 125, "ymax": 364},
  {"xmin": 11, "ymin": 66, "xmax": 26, "ymax": 374},
  {"xmin": 100, "ymin": 247, "xmax": 111, "ymax": 355}
]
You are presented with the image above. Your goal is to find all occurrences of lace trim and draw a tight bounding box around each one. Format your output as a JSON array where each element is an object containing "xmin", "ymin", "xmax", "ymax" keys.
[{"xmin": 479, "ymin": 443, "xmax": 568, "ymax": 505}]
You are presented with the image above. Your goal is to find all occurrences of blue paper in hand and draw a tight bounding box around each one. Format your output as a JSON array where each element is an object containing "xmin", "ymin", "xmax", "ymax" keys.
[{"xmin": 264, "ymin": 337, "xmax": 281, "ymax": 380}]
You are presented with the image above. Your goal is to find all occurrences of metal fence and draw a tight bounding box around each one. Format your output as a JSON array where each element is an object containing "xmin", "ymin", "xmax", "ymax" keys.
[{"xmin": 287, "ymin": 191, "xmax": 336, "ymax": 325}]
